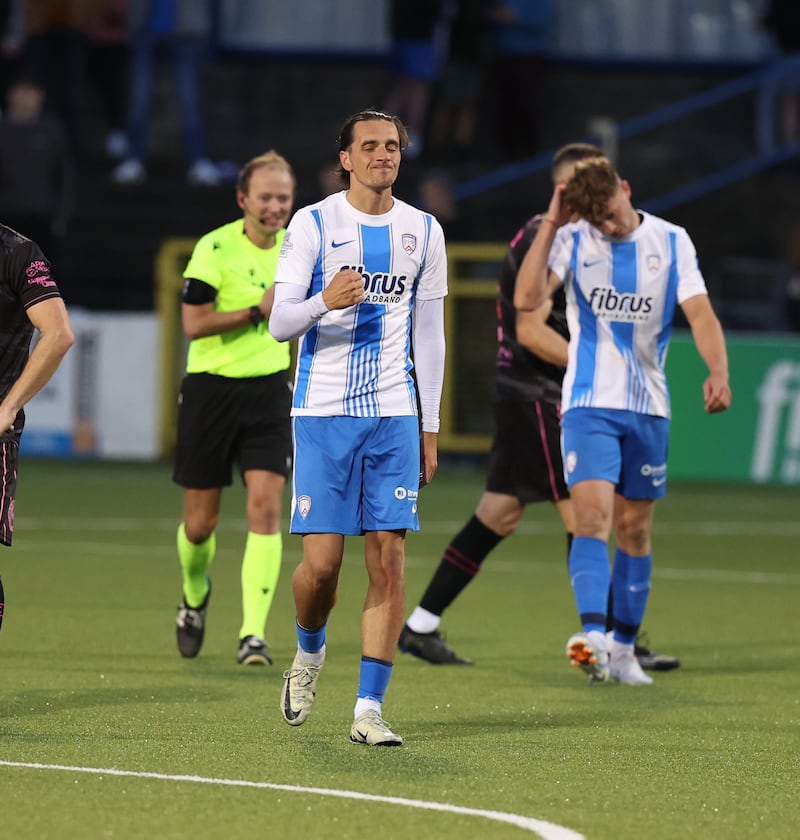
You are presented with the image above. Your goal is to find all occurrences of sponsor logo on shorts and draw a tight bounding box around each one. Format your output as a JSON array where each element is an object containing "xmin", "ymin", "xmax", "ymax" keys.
[
  {"xmin": 566, "ymin": 450, "xmax": 578, "ymax": 474},
  {"xmin": 394, "ymin": 486, "xmax": 419, "ymax": 502},
  {"xmin": 640, "ymin": 462, "xmax": 667, "ymax": 486},
  {"xmin": 297, "ymin": 494, "xmax": 311, "ymax": 518}
]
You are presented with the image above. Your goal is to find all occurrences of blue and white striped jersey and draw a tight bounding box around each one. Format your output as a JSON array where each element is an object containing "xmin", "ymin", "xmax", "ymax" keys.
[
  {"xmin": 275, "ymin": 190, "xmax": 448, "ymax": 418},
  {"xmin": 548, "ymin": 211, "xmax": 708, "ymax": 418}
]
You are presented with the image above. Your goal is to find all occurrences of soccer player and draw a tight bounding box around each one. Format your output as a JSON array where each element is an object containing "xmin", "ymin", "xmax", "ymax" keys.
[
  {"xmin": 269, "ymin": 109, "xmax": 447, "ymax": 746},
  {"xmin": 0, "ymin": 224, "xmax": 74, "ymax": 632},
  {"xmin": 173, "ymin": 151, "xmax": 295, "ymax": 666},
  {"xmin": 400, "ymin": 144, "xmax": 681, "ymax": 672},
  {"xmin": 516, "ymin": 158, "xmax": 731, "ymax": 685}
]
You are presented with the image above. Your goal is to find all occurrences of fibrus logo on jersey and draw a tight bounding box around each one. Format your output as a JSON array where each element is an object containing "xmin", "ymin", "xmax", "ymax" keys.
[
  {"xmin": 297, "ymin": 494, "xmax": 311, "ymax": 518},
  {"xmin": 402, "ymin": 234, "xmax": 417, "ymax": 254},
  {"xmin": 344, "ymin": 265, "xmax": 408, "ymax": 304},
  {"xmin": 588, "ymin": 285, "xmax": 653, "ymax": 322}
]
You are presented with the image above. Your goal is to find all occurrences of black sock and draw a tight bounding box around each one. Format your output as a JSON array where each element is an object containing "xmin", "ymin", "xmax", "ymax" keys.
[
  {"xmin": 0, "ymin": 575, "xmax": 4, "ymax": 634},
  {"xmin": 418, "ymin": 515, "xmax": 502, "ymax": 616}
]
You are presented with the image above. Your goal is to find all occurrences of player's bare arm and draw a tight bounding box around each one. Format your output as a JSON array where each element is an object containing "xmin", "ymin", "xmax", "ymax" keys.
[
  {"xmin": 322, "ymin": 268, "xmax": 366, "ymax": 310},
  {"xmin": 0, "ymin": 297, "xmax": 73, "ymax": 431},
  {"xmin": 681, "ymin": 293, "xmax": 732, "ymax": 414},
  {"xmin": 516, "ymin": 299, "xmax": 569, "ymax": 367},
  {"xmin": 420, "ymin": 431, "xmax": 438, "ymax": 488},
  {"xmin": 514, "ymin": 187, "xmax": 569, "ymax": 312}
]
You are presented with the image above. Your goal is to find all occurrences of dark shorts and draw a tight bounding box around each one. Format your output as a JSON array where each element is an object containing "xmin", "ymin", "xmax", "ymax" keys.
[
  {"xmin": 0, "ymin": 431, "xmax": 21, "ymax": 547},
  {"xmin": 173, "ymin": 371, "xmax": 292, "ymax": 489},
  {"xmin": 485, "ymin": 399, "xmax": 568, "ymax": 505}
]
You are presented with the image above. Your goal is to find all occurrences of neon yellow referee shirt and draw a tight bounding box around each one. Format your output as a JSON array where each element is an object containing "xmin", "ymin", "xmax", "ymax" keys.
[{"xmin": 182, "ymin": 220, "xmax": 290, "ymax": 378}]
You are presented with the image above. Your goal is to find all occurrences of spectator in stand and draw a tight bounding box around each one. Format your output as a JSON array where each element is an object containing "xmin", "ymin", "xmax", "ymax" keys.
[
  {"xmin": 0, "ymin": 75, "xmax": 75, "ymax": 264},
  {"xmin": 418, "ymin": 168, "xmax": 474, "ymax": 242},
  {"xmin": 112, "ymin": 0, "xmax": 219, "ymax": 186},
  {"xmin": 487, "ymin": 0, "xmax": 553, "ymax": 161},
  {"xmin": 382, "ymin": 0, "xmax": 448, "ymax": 160},
  {"xmin": 87, "ymin": 0, "xmax": 129, "ymax": 160},
  {"xmin": 15, "ymin": 0, "xmax": 103, "ymax": 159},
  {"xmin": 757, "ymin": 0, "xmax": 800, "ymax": 154},
  {"xmin": 0, "ymin": 0, "xmax": 25, "ymax": 107},
  {"xmin": 428, "ymin": 0, "xmax": 488, "ymax": 164}
]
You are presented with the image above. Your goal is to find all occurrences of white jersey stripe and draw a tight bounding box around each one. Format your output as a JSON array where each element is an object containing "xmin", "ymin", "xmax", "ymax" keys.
[
  {"xmin": 275, "ymin": 191, "xmax": 448, "ymax": 418},
  {"xmin": 551, "ymin": 211, "xmax": 708, "ymax": 418}
]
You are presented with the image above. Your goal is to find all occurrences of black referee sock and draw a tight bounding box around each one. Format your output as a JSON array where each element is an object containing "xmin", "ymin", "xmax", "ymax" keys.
[
  {"xmin": 419, "ymin": 515, "xmax": 502, "ymax": 616},
  {"xmin": 0, "ymin": 574, "xmax": 5, "ymax": 633}
]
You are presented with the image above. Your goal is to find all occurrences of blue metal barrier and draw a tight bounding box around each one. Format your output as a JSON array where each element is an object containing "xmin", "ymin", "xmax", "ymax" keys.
[{"xmin": 454, "ymin": 56, "xmax": 800, "ymax": 212}]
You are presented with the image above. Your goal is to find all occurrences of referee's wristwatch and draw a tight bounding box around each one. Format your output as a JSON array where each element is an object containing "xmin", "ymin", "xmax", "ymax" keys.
[{"xmin": 249, "ymin": 305, "xmax": 265, "ymax": 326}]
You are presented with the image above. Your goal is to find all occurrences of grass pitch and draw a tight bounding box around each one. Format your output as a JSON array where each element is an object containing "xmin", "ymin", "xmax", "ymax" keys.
[{"xmin": 1, "ymin": 460, "xmax": 799, "ymax": 839}]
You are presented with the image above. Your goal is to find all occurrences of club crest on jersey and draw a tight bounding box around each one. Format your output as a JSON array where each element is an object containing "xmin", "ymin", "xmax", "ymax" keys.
[
  {"xmin": 402, "ymin": 234, "xmax": 417, "ymax": 254},
  {"xmin": 297, "ymin": 494, "xmax": 311, "ymax": 519},
  {"xmin": 646, "ymin": 254, "xmax": 660, "ymax": 274}
]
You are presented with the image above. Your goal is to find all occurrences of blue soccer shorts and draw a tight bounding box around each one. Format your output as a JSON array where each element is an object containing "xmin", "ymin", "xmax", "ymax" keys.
[
  {"xmin": 561, "ymin": 407, "xmax": 670, "ymax": 500},
  {"xmin": 290, "ymin": 415, "xmax": 421, "ymax": 535}
]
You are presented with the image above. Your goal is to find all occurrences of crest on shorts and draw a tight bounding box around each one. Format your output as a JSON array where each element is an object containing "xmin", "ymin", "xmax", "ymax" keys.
[
  {"xmin": 402, "ymin": 234, "xmax": 417, "ymax": 254},
  {"xmin": 297, "ymin": 495, "xmax": 311, "ymax": 519},
  {"xmin": 646, "ymin": 254, "xmax": 660, "ymax": 274},
  {"xmin": 565, "ymin": 451, "xmax": 578, "ymax": 474}
]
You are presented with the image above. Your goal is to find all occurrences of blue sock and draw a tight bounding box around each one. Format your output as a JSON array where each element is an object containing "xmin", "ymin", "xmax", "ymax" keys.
[
  {"xmin": 357, "ymin": 656, "xmax": 393, "ymax": 702},
  {"xmin": 296, "ymin": 620, "xmax": 326, "ymax": 653},
  {"xmin": 569, "ymin": 536, "xmax": 610, "ymax": 633},
  {"xmin": 611, "ymin": 548, "xmax": 652, "ymax": 644}
]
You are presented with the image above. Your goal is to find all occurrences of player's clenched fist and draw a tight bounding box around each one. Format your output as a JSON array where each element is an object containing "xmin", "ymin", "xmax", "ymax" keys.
[{"xmin": 323, "ymin": 268, "xmax": 366, "ymax": 310}]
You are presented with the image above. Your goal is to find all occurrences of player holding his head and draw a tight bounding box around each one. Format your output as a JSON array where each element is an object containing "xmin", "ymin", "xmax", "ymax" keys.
[
  {"xmin": 400, "ymin": 143, "xmax": 682, "ymax": 674},
  {"xmin": 515, "ymin": 157, "xmax": 731, "ymax": 685}
]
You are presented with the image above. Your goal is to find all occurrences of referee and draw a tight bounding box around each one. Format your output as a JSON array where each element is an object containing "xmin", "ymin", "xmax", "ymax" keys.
[{"xmin": 173, "ymin": 151, "xmax": 295, "ymax": 665}]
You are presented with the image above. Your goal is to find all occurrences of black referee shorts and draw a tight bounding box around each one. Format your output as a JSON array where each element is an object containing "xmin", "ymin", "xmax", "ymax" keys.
[
  {"xmin": 173, "ymin": 371, "xmax": 292, "ymax": 489},
  {"xmin": 485, "ymin": 398, "xmax": 569, "ymax": 505}
]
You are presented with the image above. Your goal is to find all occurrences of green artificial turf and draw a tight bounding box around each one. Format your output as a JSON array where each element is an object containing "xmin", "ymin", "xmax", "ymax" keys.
[{"xmin": 1, "ymin": 460, "xmax": 798, "ymax": 839}]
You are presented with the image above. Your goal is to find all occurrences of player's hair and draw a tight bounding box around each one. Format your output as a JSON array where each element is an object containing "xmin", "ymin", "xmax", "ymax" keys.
[
  {"xmin": 550, "ymin": 143, "xmax": 606, "ymax": 180},
  {"xmin": 335, "ymin": 109, "xmax": 410, "ymax": 186},
  {"xmin": 562, "ymin": 158, "xmax": 621, "ymax": 226},
  {"xmin": 237, "ymin": 150, "xmax": 296, "ymax": 194}
]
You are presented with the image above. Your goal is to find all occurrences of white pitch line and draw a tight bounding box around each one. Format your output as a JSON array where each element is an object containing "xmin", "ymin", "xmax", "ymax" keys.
[
  {"xmin": 0, "ymin": 760, "xmax": 584, "ymax": 840},
  {"xmin": 14, "ymin": 516, "xmax": 800, "ymax": 537}
]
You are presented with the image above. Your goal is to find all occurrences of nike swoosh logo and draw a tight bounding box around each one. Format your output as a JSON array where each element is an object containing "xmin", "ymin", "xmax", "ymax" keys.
[
  {"xmin": 652, "ymin": 477, "xmax": 666, "ymax": 486},
  {"xmin": 282, "ymin": 685, "xmax": 304, "ymax": 722},
  {"xmin": 331, "ymin": 239, "xmax": 354, "ymax": 248},
  {"xmin": 582, "ymin": 259, "xmax": 604, "ymax": 268}
]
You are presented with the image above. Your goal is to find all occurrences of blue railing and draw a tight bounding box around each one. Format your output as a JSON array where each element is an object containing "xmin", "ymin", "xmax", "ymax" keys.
[{"xmin": 453, "ymin": 56, "xmax": 800, "ymax": 213}]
